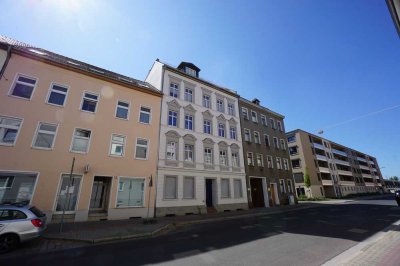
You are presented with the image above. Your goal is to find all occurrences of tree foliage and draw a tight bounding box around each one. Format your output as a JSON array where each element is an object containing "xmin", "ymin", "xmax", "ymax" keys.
[
  {"xmin": 304, "ymin": 167, "xmax": 311, "ymax": 188},
  {"xmin": 389, "ymin": 176, "xmax": 399, "ymax": 181}
]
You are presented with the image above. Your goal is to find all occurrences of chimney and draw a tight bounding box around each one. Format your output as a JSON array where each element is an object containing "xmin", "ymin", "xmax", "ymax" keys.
[{"xmin": 252, "ymin": 98, "xmax": 260, "ymax": 105}]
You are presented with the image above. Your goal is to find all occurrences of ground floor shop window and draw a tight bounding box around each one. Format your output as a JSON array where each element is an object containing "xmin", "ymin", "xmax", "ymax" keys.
[
  {"xmin": 55, "ymin": 174, "xmax": 82, "ymax": 211},
  {"xmin": 0, "ymin": 173, "xmax": 37, "ymax": 204},
  {"xmin": 117, "ymin": 177, "xmax": 145, "ymax": 207}
]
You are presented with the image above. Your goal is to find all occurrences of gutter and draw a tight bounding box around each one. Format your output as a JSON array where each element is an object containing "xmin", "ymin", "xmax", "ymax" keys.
[{"xmin": 0, "ymin": 45, "xmax": 12, "ymax": 79}]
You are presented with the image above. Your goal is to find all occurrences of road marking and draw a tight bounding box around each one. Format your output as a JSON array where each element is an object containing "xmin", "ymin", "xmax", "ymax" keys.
[
  {"xmin": 192, "ymin": 234, "xmax": 199, "ymax": 238},
  {"xmin": 240, "ymin": 225, "xmax": 255, "ymax": 229},
  {"xmin": 173, "ymin": 249, "xmax": 201, "ymax": 259},
  {"xmin": 348, "ymin": 228, "xmax": 368, "ymax": 234}
]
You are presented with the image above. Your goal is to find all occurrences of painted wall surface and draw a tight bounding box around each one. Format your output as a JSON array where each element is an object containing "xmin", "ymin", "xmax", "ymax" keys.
[{"xmin": 0, "ymin": 54, "xmax": 161, "ymax": 221}]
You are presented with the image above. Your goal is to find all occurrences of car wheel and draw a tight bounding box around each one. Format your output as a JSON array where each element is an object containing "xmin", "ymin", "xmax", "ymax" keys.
[{"xmin": 0, "ymin": 234, "xmax": 20, "ymax": 253}]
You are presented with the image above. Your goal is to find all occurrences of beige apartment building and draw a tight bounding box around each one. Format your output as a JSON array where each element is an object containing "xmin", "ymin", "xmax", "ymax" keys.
[
  {"xmin": 0, "ymin": 36, "xmax": 162, "ymax": 222},
  {"xmin": 286, "ymin": 129, "xmax": 384, "ymax": 198}
]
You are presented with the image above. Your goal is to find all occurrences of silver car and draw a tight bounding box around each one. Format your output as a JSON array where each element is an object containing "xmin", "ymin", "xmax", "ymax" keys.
[{"xmin": 0, "ymin": 203, "xmax": 47, "ymax": 253}]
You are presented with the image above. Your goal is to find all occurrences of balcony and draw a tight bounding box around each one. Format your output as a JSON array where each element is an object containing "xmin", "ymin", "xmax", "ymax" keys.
[
  {"xmin": 334, "ymin": 159, "xmax": 350, "ymax": 166},
  {"xmin": 369, "ymin": 160, "xmax": 375, "ymax": 165},
  {"xmin": 332, "ymin": 148, "xmax": 347, "ymax": 157},
  {"xmin": 322, "ymin": 179, "xmax": 333, "ymax": 186},
  {"xmin": 340, "ymin": 180, "xmax": 355, "ymax": 186},
  {"xmin": 364, "ymin": 182, "xmax": 375, "ymax": 187},
  {"xmin": 362, "ymin": 173, "xmax": 373, "ymax": 179},
  {"xmin": 312, "ymin": 143, "xmax": 324, "ymax": 150},
  {"xmin": 319, "ymin": 167, "xmax": 330, "ymax": 173},
  {"xmin": 337, "ymin": 170, "xmax": 353, "ymax": 176},
  {"xmin": 357, "ymin": 156, "xmax": 367, "ymax": 163},
  {"xmin": 316, "ymin": 154, "xmax": 327, "ymax": 161}
]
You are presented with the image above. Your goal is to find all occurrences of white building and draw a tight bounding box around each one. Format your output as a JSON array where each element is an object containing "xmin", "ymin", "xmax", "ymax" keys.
[{"xmin": 146, "ymin": 60, "xmax": 248, "ymax": 215}]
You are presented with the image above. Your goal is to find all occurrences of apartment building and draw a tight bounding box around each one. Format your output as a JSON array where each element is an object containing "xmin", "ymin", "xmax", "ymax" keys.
[
  {"xmin": 239, "ymin": 98, "xmax": 294, "ymax": 207},
  {"xmin": 286, "ymin": 129, "xmax": 384, "ymax": 198},
  {"xmin": 0, "ymin": 36, "xmax": 162, "ymax": 222},
  {"xmin": 146, "ymin": 60, "xmax": 248, "ymax": 215}
]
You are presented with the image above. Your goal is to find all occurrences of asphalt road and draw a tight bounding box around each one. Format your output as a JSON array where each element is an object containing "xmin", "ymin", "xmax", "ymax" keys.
[{"xmin": 2, "ymin": 195, "xmax": 399, "ymax": 266}]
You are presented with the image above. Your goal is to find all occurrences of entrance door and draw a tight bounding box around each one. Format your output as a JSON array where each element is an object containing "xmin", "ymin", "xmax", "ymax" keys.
[
  {"xmin": 205, "ymin": 179, "xmax": 213, "ymax": 207},
  {"xmin": 250, "ymin": 178, "xmax": 265, "ymax": 208},
  {"xmin": 89, "ymin": 176, "xmax": 111, "ymax": 211}
]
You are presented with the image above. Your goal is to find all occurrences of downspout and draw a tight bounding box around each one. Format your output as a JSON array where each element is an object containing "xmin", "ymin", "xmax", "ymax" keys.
[{"xmin": 0, "ymin": 45, "xmax": 12, "ymax": 80}]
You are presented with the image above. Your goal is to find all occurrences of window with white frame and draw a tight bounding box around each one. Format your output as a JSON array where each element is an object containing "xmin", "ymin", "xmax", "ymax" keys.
[
  {"xmin": 273, "ymin": 137, "xmax": 279, "ymax": 149},
  {"xmin": 217, "ymin": 99, "xmax": 224, "ymax": 112},
  {"xmin": 234, "ymin": 179, "xmax": 243, "ymax": 198},
  {"xmin": 264, "ymin": 134, "xmax": 270, "ymax": 146},
  {"xmin": 81, "ymin": 92, "xmax": 99, "ymax": 113},
  {"xmin": 184, "ymin": 144, "xmax": 194, "ymax": 162},
  {"xmin": 110, "ymin": 134, "xmax": 125, "ymax": 156},
  {"xmin": 139, "ymin": 106, "xmax": 151, "ymax": 124},
  {"xmin": 185, "ymin": 115, "xmax": 193, "ymax": 130},
  {"xmin": 247, "ymin": 152, "xmax": 254, "ymax": 166},
  {"xmin": 203, "ymin": 119, "xmax": 211, "ymax": 134},
  {"xmin": 218, "ymin": 123, "xmax": 225, "ymax": 137},
  {"xmin": 256, "ymin": 154, "xmax": 264, "ymax": 167},
  {"xmin": 55, "ymin": 174, "xmax": 82, "ymax": 211},
  {"xmin": 251, "ymin": 111, "xmax": 258, "ymax": 123},
  {"xmin": 47, "ymin": 84, "xmax": 68, "ymax": 106},
  {"xmin": 229, "ymin": 126, "xmax": 237, "ymax": 140},
  {"xmin": 228, "ymin": 103, "xmax": 235, "ymax": 116},
  {"xmin": 116, "ymin": 178, "xmax": 145, "ymax": 207},
  {"xmin": 219, "ymin": 150, "xmax": 228, "ymax": 166},
  {"xmin": 116, "ymin": 100, "xmax": 129, "ymax": 119},
  {"xmin": 241, "ymin": 107, "xmax": 249, "ymax": 120},
  {"xmin": 232, "ymin": 152, "xmax": 239, "ymax": 167},
  {"xmin": 279, "ymin": 179, "xmax": 286, "ymax": 193},
  {"xmin": 169, "ymin": 83, "xmax": 179, "ymax": 98},
  {"xmin": 10, "ymin": 74, "xmax": 37, "ymax": 99},
  {"xmin": 168, "ymin": 110, "xmax": 178, "ymax": 127},
  {"xmin": 280, "ymin": 139, "xmax": 286, "ymax": 150},
  {"xmin": 270, "ymin": 118, "xmax": 276, "ymax": 129},
  {"xmin": 254, "ymin": 131, "xmax": 260, "ymax": 144},
  {"xmin": 267, "ymin": 156, "xmax": 273, "ymax": 168},
  {"xmin": 283, "ymin": 158, "xmax": 289, "ymax": 170},
  {"xmin": 183, "ymin": 177, "xmax": 195, "ymax": 199},
  {"xmin": 0, "ymin": 116, "xmax": 22, "ymax": 146},
  {"xmin": 0, "ymin": 176, "xmax": 14, "ymax": 189},
  {"xmin": 277, "ymin": 121, "xmax": 283, "ymax": 131},
  {"xmin": 32, "ymin": 122, "xmax": 58, "ymax": 149},
  {"xmin": 164, "ymin": 176, "xmax": 177, "ymax": 199},
  {"xmin": 184, "ymin": 88, "xmax": 193, "ymax": 102},
  {"xmin": 261, "ymin": 115, "xmax": 267, "ymax": 126},
  {"xmin": 276, "ymin": 157, "xmax": 282, "ymax": 169},
  {"xmin": 220, "ymin": 178, "xmax": 230, "ymax": 198},
  {"xmin": 287, "ymin": 179, "xmax": 293, "ymax": 194},
  {"xmin": 135, "ymin": 138, "xmax": 148, "ymax": 159},
  {"xmin": 71, "ymin": 128, "xmax": 91, "ymax": 153},
  {"xmin": 204, "ymin": 148, "xmax": 213, "ymax": 164},
  {"xmin": 203, "ymin": 94, "xmax": 211, "ymax": 108},
  {"xmin": 166, "ymin": 141, "xmax": 177, "ymax": 160},
  {"xmin": 244, "ymin": 129, "xmax": 251, "ymax": 142}
]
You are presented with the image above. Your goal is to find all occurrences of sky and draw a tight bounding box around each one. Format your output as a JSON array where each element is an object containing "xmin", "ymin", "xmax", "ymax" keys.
[{"xmin": 1, "ymin": 0, "xmax": 399, "ymax": 178}]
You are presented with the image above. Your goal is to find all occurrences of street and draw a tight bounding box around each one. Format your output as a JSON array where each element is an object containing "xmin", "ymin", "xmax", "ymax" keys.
[{"xmin": 1, "ymin": 195, "xmax": 400, "ymax": 266}]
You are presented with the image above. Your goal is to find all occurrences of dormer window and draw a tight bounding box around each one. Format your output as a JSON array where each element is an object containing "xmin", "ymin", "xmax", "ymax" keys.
[
  {"xmin": 177, "ymin": 62, "xmax": 200, "ymax": 78},
  {"xmin": 185, "ymin": 67, "xmax": 197, "ymax": 77}
]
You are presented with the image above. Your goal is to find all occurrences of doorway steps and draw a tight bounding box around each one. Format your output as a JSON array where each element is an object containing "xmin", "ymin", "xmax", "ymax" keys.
[{"xmin": 88, "ymin": 211, "xmax": 108, "ymax": 221}]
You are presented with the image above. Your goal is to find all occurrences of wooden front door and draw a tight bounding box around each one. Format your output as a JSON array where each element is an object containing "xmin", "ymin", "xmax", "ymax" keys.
[
  {"xmin": 250, "ymin": 178, "xmax": 265, "ymax": 208},
  {"xmin": 205, "ymin": 179, "xmax": 213, "ymax": 207}
]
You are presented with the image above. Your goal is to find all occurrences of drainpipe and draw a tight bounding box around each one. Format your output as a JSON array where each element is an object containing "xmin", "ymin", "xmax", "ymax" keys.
[{"xmin": 0, "ymin": 45, "xmax": 12, "ymax": 80}]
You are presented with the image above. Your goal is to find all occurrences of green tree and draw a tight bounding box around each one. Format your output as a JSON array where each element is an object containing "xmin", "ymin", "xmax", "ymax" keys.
[
  {"xmin": 389, "ymin": 176, "xmax": 399, "ymax": 181},
  {"xmin": 304, "ymin": 168, "xmax": 311, "ymax": 188}
]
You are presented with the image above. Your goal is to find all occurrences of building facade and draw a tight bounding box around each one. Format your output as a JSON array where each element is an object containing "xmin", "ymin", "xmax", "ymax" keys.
[
  {"xmin": 286, "ymin": 129, "xmax": 384, "ymax": 198},
  {"xmin": 0, "ymin": 36, "xmax": 162, "ymax": 222},
  {"xmin": 239, "ymin": 98, "xmax": 294, "ymax": 207},
  {"xmin": 146, "ymin": 60, "xmax": 248, "ymax": 216}
]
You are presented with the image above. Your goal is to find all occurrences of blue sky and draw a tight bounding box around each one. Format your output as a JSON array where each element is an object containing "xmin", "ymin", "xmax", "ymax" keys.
[{"xmin": 1, "ymin": 0, "xmax": 399, "ymax": 178}]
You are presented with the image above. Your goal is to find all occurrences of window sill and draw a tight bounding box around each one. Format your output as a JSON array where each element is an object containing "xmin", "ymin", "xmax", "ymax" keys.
[
  {"xmin": 135, "ymin": 157, "xmax": 149, "ymax": 160},
  {"xmin": 115, "ymin": 116, "xmax": 129, "ymax": 121},
  {"xmin": 8, "ymin": 94, "xmax": 32, "ymax": 101},
  {"xmin": 70, "ymin": 150, "xmax": 89, "ymax": 154},
  {"xmin": 46, "ymin": 102, "xmax": 65, "ymax": 108},
  {"xmin": 139, "ymin": 121, "xmax": 151, "ymax": 125},
  {"xmin": 115, "ymin": 206, "xmax": 144, "ymax": 209},
  {"xmin": 80, "ymin": 109, "xmax": 97, "ymax": 114},
  {"xmin": 0, "ymin": 143, "xmax": 16, "ymax": 147},
  {"xmin": 32, "ymin": 146, "xmax": 54, "ymax": 151},
  {"xmin": 109, "ymin": 154, "xmax": 124, "ymax": 158}
]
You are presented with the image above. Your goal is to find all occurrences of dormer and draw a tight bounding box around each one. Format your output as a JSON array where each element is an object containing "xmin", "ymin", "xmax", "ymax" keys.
[
  {"xmin": 252, "ymin": 98, "xmax": 260, "ymax": 105},
  {"xmin": 177, "ymin": 62, "xmax": 200, "ymax": 78}
]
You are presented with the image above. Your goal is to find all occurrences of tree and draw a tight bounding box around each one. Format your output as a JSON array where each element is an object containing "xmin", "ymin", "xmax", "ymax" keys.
[
  {"xmin": 304, "ymin": 168, "xmax": 311, "ymax": 197},
  {"xmin": 389, "ymin": 176, "xmax": 399, "ymax": 181}
]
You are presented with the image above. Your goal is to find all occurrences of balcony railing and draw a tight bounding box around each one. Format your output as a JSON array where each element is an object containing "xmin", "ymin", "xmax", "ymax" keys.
[
  {"xmin": 316, "ymin": 154, "xmax": 327, "ymax": 161},
  {"xmin": 362, "ymin": 173, "xmax": 373, "ymax": 179},
  {"xmin": 357, "ymin": 156, "xmax": 367, "ymax": 163},
  {"xmin": 322, "ymin": 179, "xmax": 333, "ymax": 186},
  {"xmin": 334, "ymin": 159, "xmax": 350, "ymax": 166},
  {"xmin": 359, "ymin": 165, "xmax": 370, "ymax": 171},
  {"xmin": 312, "ymin": 143, "xmax": 324, "ymax": 150},
  {"xmin": 319, "ymin": 167, "xmax": 330, "ymax": 173},
  {"xmin": 332, "ymin": 148, "xmax": 347, "ymax": 157},
  {"xmin": 337, "ymin": 170, "xmax": 352, "ymax": 176},
  {"xmin": 369, "ymin": 160, "xmax": 375, "ymax": 165}
]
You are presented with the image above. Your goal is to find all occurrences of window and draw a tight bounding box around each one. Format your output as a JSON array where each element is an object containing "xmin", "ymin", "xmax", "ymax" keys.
[
  {"xmin": 32, "ymin": 122, "xmax": 58, "ymax": 149},
  {"xmin": 71, "ymin": 128, "xmax": 91, "ymax": 153},
  {"xmin": 220, "ymin": 150, "xmax": 228, "ymax": 166},
  {"xmin": 270, "ymin": 118, "xmax": 276, "ymax": 129},
  {"xmin": 280, "ymin": 139, "xmax": 286, "ymax": 150},
  {"xmin": 244, "ymin": 129, "xmax": 251, "ymax": 142},
  {"xmin": 283, "ymin": 159, "xmax": 289, "ymax": 170},
  {"xmin": 168, "ymin": 110, "xmax": 178, "ymax": 127},
  {"xmin": 185, "ymin": 67, "xmax": 197, "ymax": 77},
  {"xmin": 228, "ymin": 103, "xmax": 235, "ymax": 116},
  {"xmin": 166, "ymin": 141, "xmax": 177, "ymax": 160},
  {"xmin": 110, "ymin": 134, "xmax": 126, "ymax": 156},
  {"xmin": 241, "ymin": 107, "xmax": 249, "ymax": 120},
  {"xmin": 55, "ymin": 174, "xmax": 82, "ymax": 211},
  {"xmin": 289, "ymin": 146, "xmax": 298, "ymax": 155},
  {"xmin": 256, "ymin": 154, "xmax": 264, "ymax": 167},
  {"xmin": 0, "ymin": 173, "xmax": 36, "ymax": 204},
  {"xmin": 116, "ymin": 100, "xmax": 129, "ymax": 119},
  {"xmin": 277, "ymin": 121, "xmax": 283, "ymax": 131},
  {"xmin": 135, "ymin": 138, "xmax": 148, "ymax": 159},
  {"xmin": 217, "ymin": 99, "xmax": 224, "ymax": 112},
  {"xmin": 218, "ymin": 123, "xmax": 225, "ymax": 137},
  {"xmin": 264, "ymin": 134, "xmax": 270, "ymax": 146},
  {"xmin": 232, "ymin": 152, "xmax": 239, "ymax": 167},
  {"xmin": 169, "ymin": 83, "xmax": 179, "ymax": 98},
  {"xmin": 203, "ymin": 94, "xmax": 211, "ymax": 108},
  {"xmin": 261, "ymin": 115, "xmax": 267, "ymax": 126},
  {"xmin": 273, "ymin": 137, "xmax": 279, "ymax": 149},
  {"xmin": 221, "ymin": 179, "xmax": 230, "ymax": 198},
  {"xmin": 267, "ymin": 156, "xmax": 273, "ymax": 168},
  {"xmin": 81, "ymin": 92, "xmax": 99, "ymax": 113},
  {"xmin": 204, "ymin": 120, "xmax": 212, "ymax": 134},
  {"xmin": 184, "ymin": 144, "xmax": 194, "ymax": 162},
  {"xmin": 229, "ymin": 126, "xmax": 237, "ymax": 140},
  {"xmin": 0, "ymin": 176, "xmax": 14, "ymax": 189},
  {"xmin": 279, "ymin": 179, "xmax": 286, "ymax": 193},
  {"xmin": 139, "ymin": 106, "xmax": 151, "ymax": 124},
  {"xmin": 276, "ymin": 157, "xmax": 282, "ymax": 169},
  {"xmin": 185, "ymin": 115, "xmax": 193, "ymax": 130},
  {"xmin": 164, "ymin": 176, "xmax": 177, "ymax": 199},
  {"xmin": 47, "ymin": 83, "xmax": 68, "ymax": 106},
  {"xmin": 0, "ymin": 116, "xmax": 22, "ymax": 146},
  {"xmin": 183, "ymin": 177, "xmax": 195, "ymax": 199},
  {"xmin": 254, "ymin": 131, "xmax": 260, "ymax": 144},
  {"xmin": 10, "ymin": 74, "xmax": 37, "ymax": 99},
  {"xmin": 204, "ymin": 148, "xmax": 213, "ymax": 164},
  {"xmin": 251, "ymin": 111, "xmax": 258, "ymax": 123},
  {"xmin": 234, "ymin": 179, "xmax": 243, "ymax": 198},
  {"xmin": 117, "ymin": 178, "xmax": 145, "ymax": 207},
  {"xmin": 287, "ymin": 135, "xmax": 296, "ymax": 143},
  {"xmin": 247, "ymin": 152, "xmax": 254, "ymax": 166},
  {"xmin": 184, "ymin": 88, "xmax": 193, "ymax": 102},
  {"xmin": 287, "ymin": 180, "xmax": 293, "ymax": 194},
  {"xmin": 0, "ymin": 210, "xmax": 27, "ymax": 221}
]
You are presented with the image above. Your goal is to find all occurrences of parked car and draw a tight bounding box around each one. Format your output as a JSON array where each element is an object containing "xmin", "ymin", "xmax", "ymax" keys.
[
  {"xmin": 0, "ymin": 203, "xmax": 47, "ymax": 253},
  {"xmin": 395, "ymin": 190, "xmax": 400, "ymax": 206}
]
